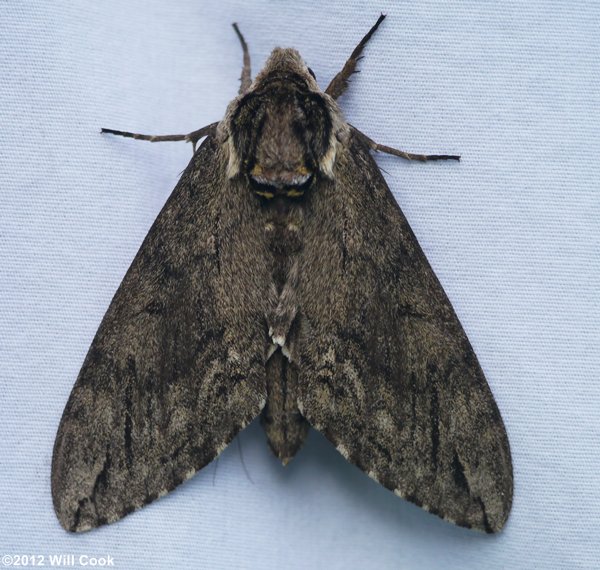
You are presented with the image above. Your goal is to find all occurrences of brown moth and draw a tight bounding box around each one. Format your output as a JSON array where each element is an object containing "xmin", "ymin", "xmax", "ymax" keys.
[{"xmin": 52, "ymin": 15, "xmax": 512, "ymax": 534}]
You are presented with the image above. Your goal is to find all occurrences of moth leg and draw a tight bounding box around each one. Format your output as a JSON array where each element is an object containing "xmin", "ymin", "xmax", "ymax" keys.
[
  {"xmin": 353, "ymin": 126, "xmax": 460, "ymax": 162},
  {"xmin": 101, "ymin": 122, "xmax": 219, "ymax": 153},
  {"xmin": 232, "ymin": 23, "xmax": 252, "ymax": 94},
  {"xmin": 325, "ymin": 14, "xmax": 386, "ymax": 100}
]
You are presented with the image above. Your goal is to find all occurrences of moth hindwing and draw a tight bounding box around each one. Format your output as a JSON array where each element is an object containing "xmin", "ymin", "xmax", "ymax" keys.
[{"xmin": 52, "ymin": 15, "xmax": 512, "ymax": 534}]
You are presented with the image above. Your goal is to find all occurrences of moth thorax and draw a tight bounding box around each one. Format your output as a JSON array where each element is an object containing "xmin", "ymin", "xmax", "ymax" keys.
[{"xmin": 235, "ymin": 89, "xmax": 334, "ymax": 200}]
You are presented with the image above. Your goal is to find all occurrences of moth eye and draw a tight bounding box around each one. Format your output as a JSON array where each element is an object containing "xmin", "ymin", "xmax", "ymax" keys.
[{"xmin": 307, "ymin": 67, "xmax": 316, "ymax": 80}]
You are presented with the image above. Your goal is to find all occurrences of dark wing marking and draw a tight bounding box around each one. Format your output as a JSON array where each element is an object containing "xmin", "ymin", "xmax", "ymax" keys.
[
  {"xmin": 297, "ymin": 132, "xmax": 512, "ymax": 532},
  {"xmin": 52, "ymin": 137, "xmax": 271, "ymax": 531}
]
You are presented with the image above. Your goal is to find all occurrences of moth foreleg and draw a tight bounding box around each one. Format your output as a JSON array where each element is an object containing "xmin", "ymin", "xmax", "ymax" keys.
[
  {"xmin": 232, "ymin": 23, "xmax": 252, "ymax": 94},
  {"xmin": 325, "ymin": 14, "xmax": 386, "ymax": 100}
]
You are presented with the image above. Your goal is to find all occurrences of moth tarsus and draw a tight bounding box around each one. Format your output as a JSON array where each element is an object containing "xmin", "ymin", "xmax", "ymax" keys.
[{"xmin": 54, "ymin": 16, "xmax": 512, "ymax": 534}]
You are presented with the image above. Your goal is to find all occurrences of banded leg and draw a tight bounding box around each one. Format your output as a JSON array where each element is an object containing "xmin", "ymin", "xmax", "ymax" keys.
[
  {"xmin": 325, "ymin": 14, "xmax": 386, "ymax": 100},
  {"xmin": 353, "ymin": 127, "xmax": 460, "ymax": 162},
  {"xmin": 232, "ymin": 23, "xmax": 252, "ymax": 94},
  {"xmin": 101, "ymin": 22, "xmax": 252, "ymax": 151},
  {"xmin": 101, "ymin": 122, "xmax": 219, "ymax": 153}
]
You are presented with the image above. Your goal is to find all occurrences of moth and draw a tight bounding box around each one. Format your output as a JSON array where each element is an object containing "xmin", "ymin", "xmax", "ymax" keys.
[{"xmin": 52, "ymin": 15, "xmax": 513, "ymax": 534}]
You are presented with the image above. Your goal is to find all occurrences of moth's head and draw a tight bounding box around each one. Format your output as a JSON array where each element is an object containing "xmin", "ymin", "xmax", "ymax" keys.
[{"xmin": 220, "ymin": 48, "xmax": 348, "ymax": 196}]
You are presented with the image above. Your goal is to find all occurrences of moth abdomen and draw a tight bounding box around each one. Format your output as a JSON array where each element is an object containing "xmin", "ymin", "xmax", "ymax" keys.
[{"xmin": 261, "ymin": 351, "xmax": 309, "ymax": 464}]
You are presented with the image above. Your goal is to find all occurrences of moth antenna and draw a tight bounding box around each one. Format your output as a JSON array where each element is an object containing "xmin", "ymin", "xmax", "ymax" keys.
[
  {"xmin": 325, "ymin": 13, "xmax": 386, "ymax": 100},
  {"xmin": 352, "ymin": 126, "xmax": 460, "ymax": 162},
  {"xmin": 101, "ymin": 122, "xmax": 219, "ymax": 154},
  {"xmin": 232, "ymin": 23, "xmax": 252, "ymax": 94}
]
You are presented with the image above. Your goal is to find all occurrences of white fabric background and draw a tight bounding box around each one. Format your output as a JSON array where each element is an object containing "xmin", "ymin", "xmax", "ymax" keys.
[{"xmin": 1, "ymin": 1, "xmax": 599, "ymax": 568}]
